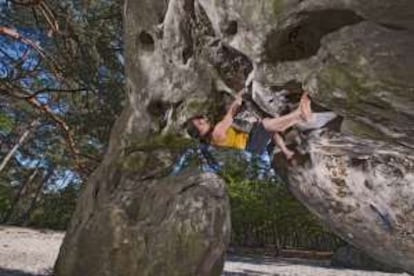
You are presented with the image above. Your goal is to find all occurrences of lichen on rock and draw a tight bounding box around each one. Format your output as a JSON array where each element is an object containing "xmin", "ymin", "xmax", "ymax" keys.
[{"xmin": 55, "ymin": 0, "xmax": 414, "ymax": 275}]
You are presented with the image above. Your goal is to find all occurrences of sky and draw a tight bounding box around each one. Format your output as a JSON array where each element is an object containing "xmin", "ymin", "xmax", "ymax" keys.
[
  {"xmin": 0, "ymin": 21, "xmax": 79, "ymax": 190},
  {"xmin": 0, "ymin": 1, "xmax": 123, "ymax": 190}
]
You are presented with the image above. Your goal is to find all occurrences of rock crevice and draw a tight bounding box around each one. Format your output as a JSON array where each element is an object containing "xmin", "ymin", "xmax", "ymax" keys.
[{"xmin": 55, "ymin": 0, "xmax": 414, "ymax": 275}]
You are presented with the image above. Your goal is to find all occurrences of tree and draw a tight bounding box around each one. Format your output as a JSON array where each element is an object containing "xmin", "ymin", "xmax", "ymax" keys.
[
  {"xmin": 0, "ymin": 0, "xmax": 124, "ymax": 228},
  {"xmin": 1, "ymin": 0, "xmax": 124, "ymax": 175}
]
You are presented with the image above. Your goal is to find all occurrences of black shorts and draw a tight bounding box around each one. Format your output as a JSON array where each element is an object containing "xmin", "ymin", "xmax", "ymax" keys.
[{"xmin": 245, "ymin": 122, "xmax": 274, "ymax": 155}]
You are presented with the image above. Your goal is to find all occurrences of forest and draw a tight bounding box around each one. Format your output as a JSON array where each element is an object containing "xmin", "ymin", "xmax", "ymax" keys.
[{"xmin": 0, "ymin": 0, "xmax": 343, "ymax": 252}]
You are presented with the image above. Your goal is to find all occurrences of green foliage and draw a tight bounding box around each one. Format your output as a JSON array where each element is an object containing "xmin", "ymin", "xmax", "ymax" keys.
[
  {"xmin": 0, "ymin": 0, "xmax": 125, "ymax": 230},
  {"xmin": 30, "ymin": 184, "xmax": 80, "ymax": 230},
  {"xmin": 220, "ymin": 155, "xmax": 343, "ymax": 250},
  {"xmin": 272, "ymin": 0, "xmax": 284, "ymax": 16},
  {"xmin": 1, "ymin": 0, "xmax": 125, "ymax": 176},
  {"xmin": 125, "ymin": 133, "xmax": 196, "ymax": 153},
  {"xmin": 0, "ymin": 113, "xmax": 14, "ymax": 134},
  {"xmin": 0, "ymin": 185, "xmax": 13, "ymax": 218}
]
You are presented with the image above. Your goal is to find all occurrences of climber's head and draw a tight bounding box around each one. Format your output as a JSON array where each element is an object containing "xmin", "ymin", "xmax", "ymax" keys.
[{"xmin": 186, "ymin": 115, "xmax": 212, "ymax": 139}]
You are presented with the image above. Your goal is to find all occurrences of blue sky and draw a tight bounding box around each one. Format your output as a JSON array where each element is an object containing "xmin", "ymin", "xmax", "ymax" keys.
[
  {"xmin": 0, "ymin": 1, "xmax": 123, "ymax": 190},
  {"xmin": 0, "ymin": 23, "xmax": 79, "ymax": 190}
]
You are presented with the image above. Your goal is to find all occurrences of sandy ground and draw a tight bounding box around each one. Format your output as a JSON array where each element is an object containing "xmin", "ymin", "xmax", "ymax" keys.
[
  {"xmin": 223, "ymin": 255, "xmax": 409, "ymax": 276},
  {"xmin": 0, "ymin": 226, "xmax": 63, "ymax": 276},
  {"xmin": 0, "ymin": 226, "xmax": 410, "ymax": 276}
]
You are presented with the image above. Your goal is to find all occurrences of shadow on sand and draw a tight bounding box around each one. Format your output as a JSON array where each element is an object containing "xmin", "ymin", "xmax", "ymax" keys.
[{"xmin": 0, "ymin": 267, "xmax": 51, "ymax": 276}]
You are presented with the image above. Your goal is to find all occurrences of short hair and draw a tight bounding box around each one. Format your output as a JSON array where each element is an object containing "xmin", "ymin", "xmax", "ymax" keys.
[{"xmin": 185, "ymin": 115, "xmax": 207, "ymax": 139}]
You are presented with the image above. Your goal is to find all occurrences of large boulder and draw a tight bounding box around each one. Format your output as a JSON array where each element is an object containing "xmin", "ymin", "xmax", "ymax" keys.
[
  {"xmin": 55, "ymin": 167, "xmax": 230, "ymax": 276},
  {"xmin": 275, "ymin": 130, "xmax": 414, "ymax": 272},
  {"xmin": 198, "ymin": 0, "xmax": 414, "ymax": 272},
  {"xmin": 55, "ymin": 0, "xmax": 414, "ymax": 274},
  {"xmin": 54, "ymin": 0, "xmax": 232, "ymax": 275}
]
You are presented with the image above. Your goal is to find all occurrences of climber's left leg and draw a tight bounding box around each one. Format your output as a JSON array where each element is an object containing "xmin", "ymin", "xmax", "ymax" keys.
[{"xmin": 261, "ymin": 92, "xmax": 313, "ymax": 133}]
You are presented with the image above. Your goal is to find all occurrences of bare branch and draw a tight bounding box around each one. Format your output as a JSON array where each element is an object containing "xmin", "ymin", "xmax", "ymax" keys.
[
  {"xmin": 39, "ymin": 1, "xmax": 59, "ymax": 34},
  {"xmin": 10, "ymin": 1, "xmax": 60, "ymax": 35},
  {"xmin": 0, "ymin": 26, "xmax": 63, "ymax": 80},
  {"xmin": 0, "ymin": 26, "xmax": 47, "ymax": 59},
  {"xmin": 27, "ymin": 96, "xmax": 87, "ymax": 174},
  {"xmin": 26, "ymin": 87, "xmax": 87, "ymax": 99},
  {"xmin": 10, "ymin": 0, "xmax": 43, "ymax": 7},
  {"xmin": 0, "ymin": 119, "xmax": 40, "ymax": 174},
  {"xmin": 1, "ymin": 83, "xmax": 87, "ymax": 175}
]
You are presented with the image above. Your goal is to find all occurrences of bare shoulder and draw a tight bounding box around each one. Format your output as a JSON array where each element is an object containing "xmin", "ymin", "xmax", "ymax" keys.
[{"xmin": 211, "ymin": 124, "xmax": 227, "ymax": 142}]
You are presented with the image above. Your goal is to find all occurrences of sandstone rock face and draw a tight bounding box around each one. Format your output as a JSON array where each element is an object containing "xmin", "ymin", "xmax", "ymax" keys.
[
  {"xmin": 54, "ymin": 0, "xmax": 232, "ymax": 275},
  {"xmin": 277, "ymin": 131, "xmax": 414, "ymax": 272},
  {"xmin": 55, "ymin": 169, "xmax": 230, "ymax": 276},
  {"xmin": 55, "ymin": 0, "xmax": 414, "ymax": 274},
  {"xmin": 195, "ymin": 1, "xmax": 414, "ymax": 272}
]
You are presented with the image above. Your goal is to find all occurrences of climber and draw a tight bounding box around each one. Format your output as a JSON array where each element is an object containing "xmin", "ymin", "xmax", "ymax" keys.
[{"xmin": 186, "ymin": 90, "xmax": 314, "ymax": 160}]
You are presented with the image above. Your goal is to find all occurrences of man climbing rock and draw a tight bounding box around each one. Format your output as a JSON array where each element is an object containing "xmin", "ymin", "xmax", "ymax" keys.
[{"xmin": 186, "ymin": 90, "xmax": 314, "ymax": 160}]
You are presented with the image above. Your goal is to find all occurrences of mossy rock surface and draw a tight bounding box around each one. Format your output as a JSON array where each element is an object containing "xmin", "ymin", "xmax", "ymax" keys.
[
  {"xmin": 55, "ymin": 172, "xmax": 230, "ymax": 276},
  {"xmin": 56, "ymin": 0, "xmax": 414, "ymax": 275}
]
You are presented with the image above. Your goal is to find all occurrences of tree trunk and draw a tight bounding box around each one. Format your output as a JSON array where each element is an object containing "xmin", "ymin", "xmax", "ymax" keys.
[
  {"xmin": 20, "ymin": 167, "xmax": 55, "ymax": 226},
  {"xmin": 2, "ymin": 165, "xmax": 40, "ymax": 223},
  {"xmin": 0, "ymin": 119, "xmax": 39, "ymax": 174}
]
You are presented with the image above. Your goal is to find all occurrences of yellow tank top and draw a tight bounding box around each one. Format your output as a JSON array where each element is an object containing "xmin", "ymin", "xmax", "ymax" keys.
[{"xmin": 212, "ymin": 127, "xmax": 249, "ymax": 150}]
